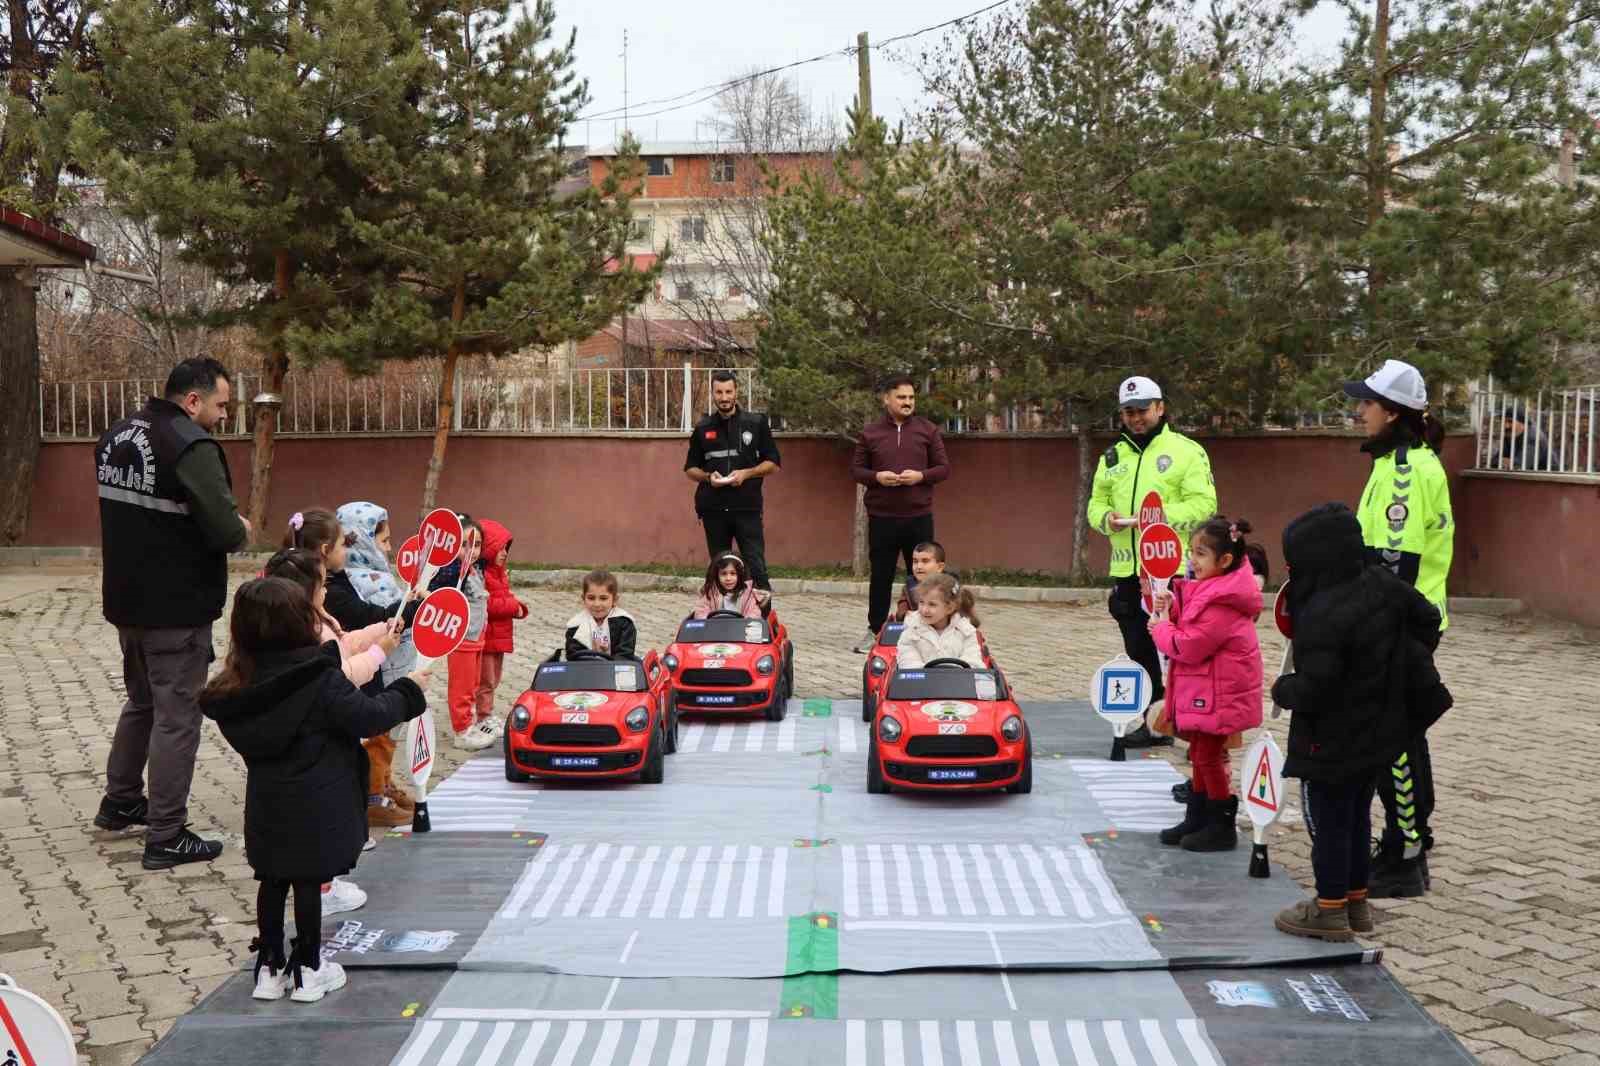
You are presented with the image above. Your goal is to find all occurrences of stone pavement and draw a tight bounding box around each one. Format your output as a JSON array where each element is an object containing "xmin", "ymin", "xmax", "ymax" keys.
[{"xmin": 1, "ymin": 571, "xmax": 1596, "ymax": 1066}]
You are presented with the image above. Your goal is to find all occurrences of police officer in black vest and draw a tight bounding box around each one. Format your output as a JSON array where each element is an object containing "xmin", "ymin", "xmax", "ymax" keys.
[
  {"xmin": 684, "ymin": 370, "xmax": 781, "ymax": 590},
  {"xmin": 93, "ymin": 358, "xmax": 250, "ymax": 870}
]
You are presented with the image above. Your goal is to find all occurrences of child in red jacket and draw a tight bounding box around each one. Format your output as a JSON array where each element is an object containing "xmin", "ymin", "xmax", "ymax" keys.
[{"xmin": 477, "ymin": 519, "xmax": 527, "ymax": 733}]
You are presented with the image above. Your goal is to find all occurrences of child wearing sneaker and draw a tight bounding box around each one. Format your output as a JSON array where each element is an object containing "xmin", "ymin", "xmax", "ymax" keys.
[
  {"xmin": 1147, "ymin": 516, "xmax": 1265, "ymax": 852},
  {"xmin": 691, "ymin": 553, "xmax": 765, "ymax": 619},
  {"xmin": 1269, "ymin": 504, "xmax": 1450, "ymax": 942},
  {"xmin": 477, "ymin": 519, "xmax": 527, "ymax": 737},
  {"xmin": 428, "ymin": 516, "xmax": 491, "ymax": 749},
  {"xmin": 200, "ymin": 577, "xmax": 431, "ymax": 1002},
  {"xmin": 894, "ymin": 573, "xmax": 984, "ymax": 669}
]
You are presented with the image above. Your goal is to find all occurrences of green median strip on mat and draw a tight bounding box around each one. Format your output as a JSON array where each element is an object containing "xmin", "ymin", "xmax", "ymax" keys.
[
  {"xmin": 779, "ymin": 912, "xmax": 839, "ymax": 1019},
  {"xmin": 802, "ymin": 698, "xmax": 833, "ymax": 718}
]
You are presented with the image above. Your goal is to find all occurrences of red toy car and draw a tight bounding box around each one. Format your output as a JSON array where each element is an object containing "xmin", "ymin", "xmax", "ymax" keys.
[
  {"xmin": 868, "ymin": 659, "xmax": 1031, "ymax": 794},
  {"xmin": 503, "ymin": 651, "xmax": 674, "ymax": 784},
  {"xmin": 661, "ymin": 610, "xmax": 793, "ymax": 722},
  {"xmin": 861, "ymin": 621, "xmax": 907, "ymax": 722}
]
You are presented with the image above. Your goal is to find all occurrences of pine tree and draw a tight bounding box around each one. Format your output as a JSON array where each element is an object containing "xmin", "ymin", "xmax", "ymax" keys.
[
  {"xmin": 73, "ymin": 0, "xmax": 430, "ymax": 538},
  {"xmin": 757, "ymin": 109, "xmax": 983, "ymax": 572},
  {"xmin": 290, "ymin": 0, "xmax": 661, "ymax": 515}
]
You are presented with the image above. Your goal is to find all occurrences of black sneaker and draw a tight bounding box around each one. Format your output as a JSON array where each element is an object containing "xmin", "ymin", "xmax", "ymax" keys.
[
  {"xmin": 1171, "ymin": 780, "xmax": 1193, "ymax": 804},
  {"xmin": 94, "ymin": 796, "xmax": 149, "ymax": 831},
  {"xmin": 142, "ymin": 826, "xmax": 224, "ymax": 871},
  {"xmin": 1122, "ymin": 723, "xmax": 1174, "ymax": 749}
]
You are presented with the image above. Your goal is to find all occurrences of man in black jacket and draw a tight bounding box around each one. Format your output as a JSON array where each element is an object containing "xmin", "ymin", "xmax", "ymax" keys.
[
  {"xmin": 93, "ymin": 358, "xmax": 250, "ymax": 870},
  {"xmin": 684, "ymin": 371, "xmax": 781, "ymax": 590},
  {"xmin": 1271, "ymin": 503, "xmax": 1450, "ymax": 942}
]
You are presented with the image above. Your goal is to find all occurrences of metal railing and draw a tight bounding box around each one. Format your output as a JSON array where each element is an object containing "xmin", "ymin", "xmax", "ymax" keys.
[
  {"xmin": 38, "ymin": 364, "xmax": 762, "ymax": 440},
  {"xmin": 1471, "ymin": 378, "xmax": 1598, "ymax": 476}
]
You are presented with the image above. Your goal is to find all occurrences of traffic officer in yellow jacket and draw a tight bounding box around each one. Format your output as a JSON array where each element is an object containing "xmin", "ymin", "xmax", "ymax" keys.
[
  {"xmin": 1345, "ymin": 358, "xmax": 1453, "ymax": 898},
  {"xmin": 1088, "ymin": 376, "xmax": 1217, "ymax": 746}
]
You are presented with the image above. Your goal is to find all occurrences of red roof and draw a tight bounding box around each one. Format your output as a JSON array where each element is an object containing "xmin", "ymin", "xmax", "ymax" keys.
[
  {"xmin": 601, "ymin": 316, "xmax": 753, "ymax": 352},
  {"xmin": 0, "ymin": 206, "xmax": 96, "ymax": 266},
  {"xmin": 603, "ymin": 253, "xmax": 659, "ymax": 274}
]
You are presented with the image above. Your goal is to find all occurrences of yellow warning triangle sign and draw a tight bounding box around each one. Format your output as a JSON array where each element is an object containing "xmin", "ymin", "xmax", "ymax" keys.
[{"xmin": 1245, "ymin": 746, "xmax": 1278, "ymax": 813}]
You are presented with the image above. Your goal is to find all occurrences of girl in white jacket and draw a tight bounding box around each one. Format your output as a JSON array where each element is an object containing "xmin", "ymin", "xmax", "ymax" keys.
[{"xmin": 895, "ymin": 573, "xmax": 985, "ymax": 668}]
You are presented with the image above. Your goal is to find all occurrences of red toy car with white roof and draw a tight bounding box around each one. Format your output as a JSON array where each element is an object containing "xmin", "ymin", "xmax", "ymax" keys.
[
  {"xmin": 503, "ymin": 651, "xmax": 674, "ymax": 784},
  {"xmin": 660, "ymin": 611, "xmax": 793, "ymax": 722},
  {"xmin": 868, "ymin": 659, "xmax": 1031, "ymax": 794}
]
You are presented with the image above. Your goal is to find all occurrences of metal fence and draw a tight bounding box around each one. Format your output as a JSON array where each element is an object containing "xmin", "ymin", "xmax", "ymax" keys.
[
  {"xmin": 1470, "ymin": 379, "xmax": 1598, "ymax": 477},
  {"xmin": 38, "ymin": 365, "xmax": 762, "ymax": 440}
]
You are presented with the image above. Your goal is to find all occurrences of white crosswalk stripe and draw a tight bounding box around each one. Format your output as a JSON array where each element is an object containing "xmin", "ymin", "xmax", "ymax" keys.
[
  {"xmin": 498, "ymin": 844, "xmax": 790, "ymax": 921},
  {"xmin": 1070, "ymin": 760, "xmax": 1183, "ymax": 831},
  {"xmin": 837, "ymin": 843, "xmax": 1128, "ymax": 920},
  {"xmin": 393, "ymin": 1018, "xmax": 770, "ymax": 1066},
  {"xmin": 675, "ymin": 714, "xmax": 801, "ymax": 753},
  {"xmin": 393, "ymin": 1017, "xmax": 1219, "ymax": 1066},
  {"xmin": 840, "ymin": 1019, "xmax": 1224, "ymax": 1066}
]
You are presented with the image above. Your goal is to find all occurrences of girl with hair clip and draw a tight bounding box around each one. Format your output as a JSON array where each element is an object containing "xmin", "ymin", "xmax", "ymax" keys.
[
  {"xmin": 1147, "ymin": 516, "xmax": 1265, "ymax": 852},
  {"xmin": 691, "ymin": 553, "xmax": 766, "ymax": 619},
  {"xmin": 895, "ymin": 572, "xmax": 984, "ymax": 669}
]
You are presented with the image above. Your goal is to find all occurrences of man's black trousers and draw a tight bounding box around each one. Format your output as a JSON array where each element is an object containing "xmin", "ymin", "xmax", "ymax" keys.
[
  {"xmin": 701, "ymin": 510, "xmax": 770, "ymax": 590},
  {"xmin": 1107, "ymin": 575, "xmax": 1165, "ymax": 702},
  {"xmin": 867, "ymin": 514, "xmax": 934, "ymax": 632}
]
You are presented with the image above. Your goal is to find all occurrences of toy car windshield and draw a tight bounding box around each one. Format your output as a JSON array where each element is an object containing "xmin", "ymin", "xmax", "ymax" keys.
[
  {"xmin": 877, "ymin": 622, "xmax": 905, "ymax": 646},
  {"xmin": 533, "ymin": 661, "xmax": 646, "ymax": 693},
  {"xmin": 886, "ymin": 666, "xmax": 1001, "ymax": 701},
  {"xmin": 676, "ymin": 617, "xmax": 770, "ymax": 644}
]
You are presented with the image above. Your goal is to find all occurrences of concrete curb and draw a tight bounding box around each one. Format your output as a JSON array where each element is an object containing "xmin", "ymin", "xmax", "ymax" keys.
[{"xmin": 0, "ymin": 548, "xmax": 1527, "ymax": 617}]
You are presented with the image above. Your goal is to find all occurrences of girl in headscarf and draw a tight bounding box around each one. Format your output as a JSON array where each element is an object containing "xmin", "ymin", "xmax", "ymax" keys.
[{"xmin": 335, "ymin": 502, "xmax": 419, "ymax": 827}]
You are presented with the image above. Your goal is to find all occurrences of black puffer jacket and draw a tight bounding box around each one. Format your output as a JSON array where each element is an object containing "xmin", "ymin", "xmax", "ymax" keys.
[
  {"xmin": 1272, "ymin": 504, "xmax": 1451, "ymax": 783},
  {"xmin": 201, "ymin": 642, "xmax": 427, "ymax": 881}
]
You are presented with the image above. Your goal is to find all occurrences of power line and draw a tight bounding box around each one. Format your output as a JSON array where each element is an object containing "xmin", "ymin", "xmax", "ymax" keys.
[{"xmin": 574, "ymin": 0, "xmax": 1016, "ymax": 126}]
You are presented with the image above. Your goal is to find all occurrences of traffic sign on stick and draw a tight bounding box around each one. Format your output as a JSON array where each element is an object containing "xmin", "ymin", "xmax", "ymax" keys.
[
  {"xmin": 396, "ymin": 534, "xmax": 422, "ymax": 586},
  {"xmin": 1137, "ymin": 490, "xmax": 1166, "ymax": 533},
  {"xmin": 1239, "ymin": 733, "xmax": 1286, "ymax": 878},
  {"xmin": 405, "ymin": 584, "xmax": 468, "ymax": 834},
  {"xmin": 1089, "ymin": 654, "xmax": 1153, "ymax": 762},
  {"xmin": 1271, "ymin": 579, "xmax": 1293, "ymax": 719}
]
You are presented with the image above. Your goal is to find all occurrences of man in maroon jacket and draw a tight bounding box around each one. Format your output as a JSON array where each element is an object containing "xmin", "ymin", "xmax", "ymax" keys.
[{"xmin": 849, "ymin": 374, "xmax": 951, "ymax": 651}]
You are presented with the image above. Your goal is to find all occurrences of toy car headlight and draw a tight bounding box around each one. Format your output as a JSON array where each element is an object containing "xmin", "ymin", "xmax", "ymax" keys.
[
  {"xmin": 1001, "ymin": 715, "xmax": 1024, "ymax": 741},
  {"xmin": 663, "ymin": 653, "xmax": 678, "ymax": 671},
  {"xmin": 625, "ymin": 706, "xmax": 650, "ymax": 733},
  {"xmin": 511, "ymin": 707, "xmax": 531, "ymax": 731},
  {"xmin": 869, "ymin": 655, "xmax": 887, "ymax": 676},
  {"xmin": 755, "ymin": 655, "xmax": 776, "ymax": 676},
  {"xmin": 878, "ymin": 715, "xmax": 902, "ymax": 743}
]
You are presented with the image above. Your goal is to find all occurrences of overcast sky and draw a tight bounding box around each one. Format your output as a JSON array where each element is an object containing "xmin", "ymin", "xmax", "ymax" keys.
[{"xmin": 546, "ymin": 0, "xmax": 1350, "ymax": 148}]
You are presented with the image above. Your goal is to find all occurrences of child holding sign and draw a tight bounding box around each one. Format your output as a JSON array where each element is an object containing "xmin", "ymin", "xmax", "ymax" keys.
[
  {"xmin": 1147, "ymin": 516, "xmax": 1265, "ymax": 852},
  {"xmin": 428, "ymin": 516, "xmax": 493, "ymax": 750},
  {"xmin": 200, "ymin": 578, "xmax": 430, "ymax": 1004}
]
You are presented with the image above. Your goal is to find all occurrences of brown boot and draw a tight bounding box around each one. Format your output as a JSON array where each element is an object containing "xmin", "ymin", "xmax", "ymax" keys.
[
  {"xmin": 1274, "ymin": 898, "xmax": 1353, "ymax": 942},
  {"xmin": 367, "ymin": 798, "xmax": 411, "ymax": 828},
  {"xmin": 1345, "ymin": 893, "xmax": 1375, "ymax": 933},
  {"xmin": 383, "ymin": 783, "xmax": 416, "ymax": 813}
]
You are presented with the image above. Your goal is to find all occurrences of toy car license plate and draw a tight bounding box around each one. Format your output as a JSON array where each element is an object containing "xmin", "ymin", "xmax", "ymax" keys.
[
  {"xmin": 695, "ymin": 694, "xmax": 738, "ymax": 705},
  {"xmin": 551, "ymin": 756, "xmax": 600, "ymax": 768},
  {"xmin": 928, "ymin": 768, "xmax": 979, "ymax": 782},
  {"xmin": 937, "ymin": 723, "xmax": 968, "ymax": 735},
  {"xmin": 560, "ymin": 712, "xmax": 589, "ymax": 724}
]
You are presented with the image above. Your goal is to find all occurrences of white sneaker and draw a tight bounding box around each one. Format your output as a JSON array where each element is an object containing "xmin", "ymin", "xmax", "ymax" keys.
[
  {"xmin": 474, "ymin": 719, "xmax": 501, "ymax": 742},
  {"xmin": 454, "ymin": 725, "xmax": 495, "ymax": 751},
  {"xmin": 362, "ymin": 837, "xmax": 376, "ymax": 852},
  {"xmin": 321, "ymin": 878, "xmax": 367, "ymax": 916},
  {"xmin": 290, "ymin": 959, "xmax": 348, "ymax": 1003},
  {"xmin": 252, "ymin": 960, "xmax": 290, "ymax": 1001},
  {"xmin": 851, "ymin": 630, "xmax": 878, "ymax": 654}
]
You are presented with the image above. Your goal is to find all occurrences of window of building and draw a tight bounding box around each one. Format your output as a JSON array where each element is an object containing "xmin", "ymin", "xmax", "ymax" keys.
[
  {"xmin": 645, "ymin": 156, "xmax": 674, "ymax": 177},
  {"xmin": 726, "ymin": 281, "xmax": 744, "ymax": 299},
  {"xmin": 628, "ymin": 216, "xmax": 653, "ymax": 243},
  {"xmin": 676, "ymin": 280, "xmax": 698, "ymax": 300},
  {"xmin": 679, "ymin": 216, "xmax": 707, "ymax": 243},
  {"xmin": 711, "ymin": 156, "xmax": 736, "ymax": 183}
]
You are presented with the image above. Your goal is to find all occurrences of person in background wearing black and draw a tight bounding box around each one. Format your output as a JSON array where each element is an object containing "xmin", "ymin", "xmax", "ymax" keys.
[
  {"xmin": 849, "ymin": 374, "xmax": 951, "ymax": 653},
  {"xmin": 684, "ymin": 370, "xmax": 781, "ymax": 592},
  {"xmin": 93, "ymin": 357, "xmax": 251, "ymax": 871}
]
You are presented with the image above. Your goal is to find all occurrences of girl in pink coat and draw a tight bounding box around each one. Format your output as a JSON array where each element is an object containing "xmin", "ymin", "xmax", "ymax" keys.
[
  {"xmin": 691, "ymin": 554, "xmax": 767, "ymax": 619},
  {"xmin": 1148, "ymin": 516, "xmax": 1265, "ymax": 852}
]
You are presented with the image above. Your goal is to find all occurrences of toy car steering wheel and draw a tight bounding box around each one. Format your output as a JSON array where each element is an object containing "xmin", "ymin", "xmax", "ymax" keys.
[
  {"xmin": 923, "ymin": 657, "xmax": 972, "ymax": 669},
  {"xmin": 707, "ymin": 609, "xmax": 745, "ymax": 619},
  {"xmin": 569, "ymin": 649, "xmax": 612, "ymax": 662}
]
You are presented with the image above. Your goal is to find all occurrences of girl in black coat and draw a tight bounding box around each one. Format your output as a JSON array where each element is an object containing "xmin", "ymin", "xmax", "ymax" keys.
[
  {"xmin": 1270, "ymin": 504, "xmax": 1450, "ymax": 943},
  {"xmin": 200, "ymin": 578, "xmax": 430, "ymax": 1003}
]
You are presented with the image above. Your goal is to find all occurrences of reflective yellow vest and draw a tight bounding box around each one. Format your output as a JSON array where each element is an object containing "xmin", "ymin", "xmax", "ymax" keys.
[
  {"xmin": 1088, "ymin": 424, "xmax": 1217, "ymax": 579},
  {"xmin": 1358, "ymin": 442, "xmax": 1454, "ymax": 630}
]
